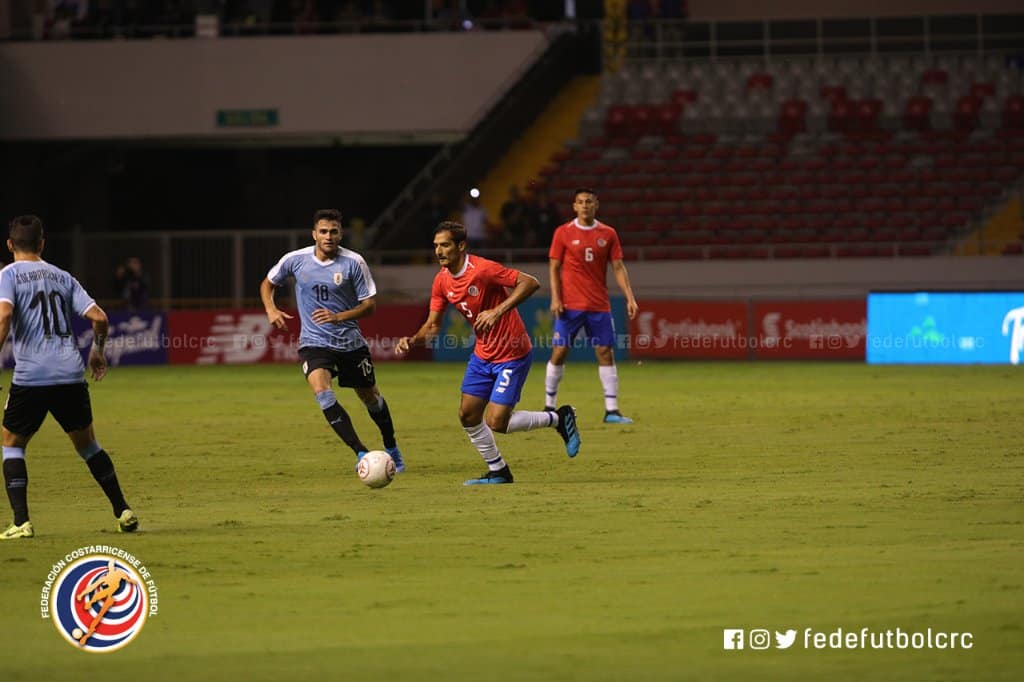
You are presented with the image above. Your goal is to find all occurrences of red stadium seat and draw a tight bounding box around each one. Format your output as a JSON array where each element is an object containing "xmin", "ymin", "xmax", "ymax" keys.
[
  {"xmin": 903, "ymin": 96, "xmax": 933, "ymax": 132},
  {"xmin": 1004, "ymin": 96, "xmax": 1024, "ymax": 130}
]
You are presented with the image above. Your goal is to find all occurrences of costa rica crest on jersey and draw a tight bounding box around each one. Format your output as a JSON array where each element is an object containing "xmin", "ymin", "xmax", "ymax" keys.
[
  {"xmin": 597, "ymin": 238, "xmax": 607, "ymax": 247},
  {"xmin": 468, "ymin": 285, "xmax": 480, "ymax": 297}
]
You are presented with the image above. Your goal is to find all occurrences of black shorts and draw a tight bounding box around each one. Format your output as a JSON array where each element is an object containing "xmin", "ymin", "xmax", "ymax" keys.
[
  {"xmin": 299, "ymin": 346, "xmax": 377, "ymax": 389},
  {"xmin": 3, "ymin": 383, "xmax": 94, "ymax": 436}
]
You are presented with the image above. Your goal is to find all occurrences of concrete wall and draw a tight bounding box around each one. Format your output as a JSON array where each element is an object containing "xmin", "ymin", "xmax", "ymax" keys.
[
  {"xmin": 372, "ymin": 257, "xmax": 1024, "ymax": 301},
  {"xmin": 0, "ymin": 31, "xmax": 547, "ymax": 141},
  {"xmin": 688, "ymin": 0, "xmax": 1023, "ymax": 20}
]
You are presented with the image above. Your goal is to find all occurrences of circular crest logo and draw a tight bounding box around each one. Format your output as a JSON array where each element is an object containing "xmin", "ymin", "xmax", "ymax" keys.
[
  {"xmin": 42, "ymin": 548, "xmax": 158, "ymax": 653},
  {"xmin": 468, "ymin": 285, "xmax": 480, "ymax": 297},
  {"xmin": 597, "ymin": 238, "xmax": 607, "ymax": 247}
]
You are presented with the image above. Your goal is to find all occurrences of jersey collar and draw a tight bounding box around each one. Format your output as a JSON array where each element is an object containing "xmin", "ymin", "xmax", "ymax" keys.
[
  {"xmin": 450, "ymin": 254, "xmax": 471, "ymax": 278},
  {"xmin": 573, "ymin": 219, "xmax": 599, "ymax": 231}
]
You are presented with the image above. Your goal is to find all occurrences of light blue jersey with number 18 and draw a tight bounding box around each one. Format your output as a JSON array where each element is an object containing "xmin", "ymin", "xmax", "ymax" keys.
[
  {"xmin": 0, "ymin": 260, "xmax": 96, "ymax": 386},
  {"xmin": 266, "ymin": 246, "xmax": 376, "ymax": 351}
]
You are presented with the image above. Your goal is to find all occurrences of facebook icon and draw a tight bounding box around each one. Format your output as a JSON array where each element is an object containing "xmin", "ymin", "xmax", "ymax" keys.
[{"xmin": 723, "ymin": 629, "xmax": 745, "ymax": 650}]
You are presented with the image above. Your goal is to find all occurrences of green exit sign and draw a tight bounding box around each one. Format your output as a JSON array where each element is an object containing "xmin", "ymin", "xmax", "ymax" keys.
[{"xmin": 216, "ymin": 109, "xmax": 280, "ymax": 127}]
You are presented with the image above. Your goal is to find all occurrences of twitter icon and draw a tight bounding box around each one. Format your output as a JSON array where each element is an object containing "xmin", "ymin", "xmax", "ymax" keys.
[{"xmin": 775, "ymin": 630, "xmax": 798, "ymax": 649}]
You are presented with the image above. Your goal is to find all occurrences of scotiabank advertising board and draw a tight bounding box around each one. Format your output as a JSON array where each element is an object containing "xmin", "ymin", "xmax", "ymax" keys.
[
  {"xmin": 167, "ymin": 306, "xmax": 430, "ymax": 365},
  {"xmin": 752, "ymin": 300, "xmax": 866, "ymax": 359},
  {"xmin": 631, "ymin": 301, "xmax": 750, "ymax": 359}
]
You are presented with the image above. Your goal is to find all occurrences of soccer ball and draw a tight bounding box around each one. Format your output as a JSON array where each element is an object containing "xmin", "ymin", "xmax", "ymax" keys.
[{"xmin": 357, "ymin": 451, "xmax": 396, "ymax": 488}]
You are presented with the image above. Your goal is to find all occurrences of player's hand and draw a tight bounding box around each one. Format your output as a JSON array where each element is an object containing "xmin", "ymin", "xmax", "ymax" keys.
[
  {"xmin": 395, "ymin": 336, "xmax": 414, "ymax": 355},
  {"xmin": 473, "ymin": 308, "xmax": 502, "ymax": 333},
  {"xmin": 267, "ymin": 308, "xmax": 293, "ymax": 330},
  {"xmin": 626, "ymin": 299, "xmax": 639, "ymax": 320},
  {"xmin": 311, "ymin": 308, "xmax": 338, "ymax": 325},
  {"xmin": 550, "ymin": 298, "xmax": 564, "ymax": 317},
  {"xmin": 88, "ymin": 349, "xmax": 107, "ymax": 382}
]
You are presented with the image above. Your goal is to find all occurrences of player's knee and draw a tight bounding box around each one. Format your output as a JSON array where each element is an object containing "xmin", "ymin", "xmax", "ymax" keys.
[
  {"xmin": 75, "ymin": 440, "xmax": 102, "ymax": 461},
  {"xmin": 458, "ymin": 408, "xmax": 481, "ymax": 427},
  {"xmin": 315, "ymin": 390, "xmax": 337, "ymax": 410},
  {"xmin": 485, "ymin": 413, "xmax": 510, "ymax": 433}
]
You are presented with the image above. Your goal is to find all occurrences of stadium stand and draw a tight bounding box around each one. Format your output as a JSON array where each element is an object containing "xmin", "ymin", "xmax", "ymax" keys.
[{"xmin": 532, "ymin": 54, "xmax": 1024, "ymax": 259}]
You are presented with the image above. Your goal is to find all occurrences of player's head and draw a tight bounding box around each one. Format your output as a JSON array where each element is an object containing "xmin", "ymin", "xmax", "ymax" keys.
[
  {"xmin": 8, "ymin": 215, "xmax": 45, "ymax": 255},
  {"xmin": 433, "ymin": 221, "xmax": 467, "ymax": 272},
  {"xmin": 312, "ymin": 209, "xmax": 343, "ymax": 257},
  {"xmin": 572, "ymin": 188, "xmax": 599, "ymax": 223}
]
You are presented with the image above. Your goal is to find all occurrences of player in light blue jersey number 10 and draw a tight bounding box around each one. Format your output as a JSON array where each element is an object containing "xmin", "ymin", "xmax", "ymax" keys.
[
  {"xmin": 260, "ymin": 209, "xmax": 404, "ymax": 472},
  {"xmin": 0, "ymin": 215, "xmax": 138, "ymax": 540}
]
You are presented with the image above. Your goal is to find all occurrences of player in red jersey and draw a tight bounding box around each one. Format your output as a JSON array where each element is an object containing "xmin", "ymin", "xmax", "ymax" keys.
[
  {"xmin": 545, "ymin": 188, "xmax": 639, "ymax": 423},
  {"xmin": 396, "ymin": 222, "xmax": 581, "ymax": 485}
]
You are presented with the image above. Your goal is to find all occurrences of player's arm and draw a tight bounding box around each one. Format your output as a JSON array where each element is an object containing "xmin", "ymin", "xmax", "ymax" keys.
[
  {"xmin": 0, "ymin": 301, "xmax": 12, "ymax": 348},
  {"xmin": 474, "ymin": 271, "xmax": 540, "ymax": 333},
  {"xmin": 396, "ymin": 309, "xmax": 444, "ymax": 354},
  {"xmin": 549, "ymin": 258, "xmax": 564, "ymax": 317},
  {"xmin": 260, "ymin": 277, "xmax": 294, "ymax": 330},
  {"xmin": 611, "ymin": 259, "xmax": 639, "ymax": 320},
  {"xmin": 311, "ymin": 297, "xmax": 376, "ymax": 325},
  {"xmin": 82, "ymin": 303, "xmax": 109, "ymax": 381}
]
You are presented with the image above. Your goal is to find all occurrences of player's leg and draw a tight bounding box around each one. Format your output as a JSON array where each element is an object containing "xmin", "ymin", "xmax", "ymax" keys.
[
  {"xmin": 51, "ymin": 383, "xmax": 138, "ymax": 533},
  {"xmin": 301, "ymin": 348, "xmax": 369, "ymax": 459},
  {"xmin": 1, "ymin": 428, "xmax": 34, "ymax": 539},
  {"xmin": 66, "ymin": 425, "xmax": 137, "ymax": 533},
  {"xmin": 460, "ymin": 356, "xmax": 512, "ymax": 484},
  {"xmin": 545, "ymin": 310, "xmax": 585, "ymax": 409},
  {"xmin": 588, "ymin": 312, "xmax": 633, "ymax": 424},
  {"xmin": 342, "ymin": 347, "xmax": 404, "ymax": 472},
  {"xmin": 353, "ymin": 385, "xmax": 404, "ymax": 473},
  {"xmin": 490, "ymin": 355, "xmax": 580, "ymax": 457},
  {"xmin": 0, "ymin": 384, "xmax": 46, "ymax": 539}
]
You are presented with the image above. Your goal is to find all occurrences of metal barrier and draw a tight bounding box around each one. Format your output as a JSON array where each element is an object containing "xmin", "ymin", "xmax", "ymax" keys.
[{"xmin": 615, "ymin": 16, "xmax": 1024, "ymax": 64}]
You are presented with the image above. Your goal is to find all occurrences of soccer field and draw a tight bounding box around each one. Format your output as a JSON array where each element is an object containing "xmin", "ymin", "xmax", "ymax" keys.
[{"xmin": 1, "ymin": 362, "xmax": 1021, "ymax": 681}]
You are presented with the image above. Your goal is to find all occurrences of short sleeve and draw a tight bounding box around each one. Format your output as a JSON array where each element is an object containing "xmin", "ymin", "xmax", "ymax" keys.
[
  {"xmin": 266, "ymin": 253, "xmax": 295, "ymax": 285},
  {"xmin": 608, "ymin": 229, "xmax": 624, "ymax": 261},
  {"xmin": 485, "ymin": 260, "xmax": 521, "ymax": 289},
  {"xmin": 70, "ymin": 276, "xmax": 97, "ymax": 316},
  {"xmin": 548, "ymin": 227, "xmax": 565, "ymax": 261},
  {"xmin": 0, "ymin": 268, "xmax": 14, "ymax": 306},
  {"xmin": 429, "ymin": 273, "xmax": 447, "ymax": 313},
  {"xmin": 351, "ymin": 256, "xmax": 378, "ymax": 301}
]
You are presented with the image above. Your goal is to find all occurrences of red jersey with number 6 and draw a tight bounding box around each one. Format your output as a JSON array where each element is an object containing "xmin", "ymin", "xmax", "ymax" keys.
[
  {"xmin": 549, "ymin": 220, "xmax": 624, "ymax": 312},
  {"xmin": 429, "ymin": 255, "xmax": 533, "ymax": 363}
]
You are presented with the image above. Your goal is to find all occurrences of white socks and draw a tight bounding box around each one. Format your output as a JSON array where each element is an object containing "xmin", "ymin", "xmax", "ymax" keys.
[
  {"xmin": 506, "ymin": 410, "xmax": 557, "ymax": 433},
  {"xmin": 464, "ymin": 422, "xmax": 506, "ymax": 471},
  {"xmin": 544, "ymin": 362, "xmax": 564, "ymax": 409},
  {"xmin": 599, "ymin": 365, "xmax": 619, "ymax": 412}
]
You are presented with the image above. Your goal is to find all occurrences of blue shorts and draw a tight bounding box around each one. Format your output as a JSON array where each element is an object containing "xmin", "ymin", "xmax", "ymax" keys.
[
  {"xmin": 461, "ymin": 353, "xmax": 532, "ymax": 406},
  {"xmin": 553, "ymin": 310, "xmax": 617, "ymax": 348}
]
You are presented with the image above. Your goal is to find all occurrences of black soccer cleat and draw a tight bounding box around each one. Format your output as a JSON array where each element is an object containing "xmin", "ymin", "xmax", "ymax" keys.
[
  {"xmin": 555, "ymin": 405, "xmax": 581, "ymax": 457},
  {"xmin": 463, "ymin": 465, "xmax": 514, "ymax": 486}
]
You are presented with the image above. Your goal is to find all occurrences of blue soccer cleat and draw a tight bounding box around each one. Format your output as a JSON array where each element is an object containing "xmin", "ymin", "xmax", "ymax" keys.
[
  {"xmin": 355, "ymin": 450, "xmax": 368, "ymax": 473},
  {"xmin": 555, "ymin": 405, "xmax": 581, "ymax": 457},
  {"xmin": 386, "ymin": 446, "xmax": 406, "ymax": 473},
  {"xmin": 463, "ymin": 465, "xmax": 514, "ymax": 486},
  {"xmin": 603, "ymin": 410, "xmax": 634, "ymax": 424}
]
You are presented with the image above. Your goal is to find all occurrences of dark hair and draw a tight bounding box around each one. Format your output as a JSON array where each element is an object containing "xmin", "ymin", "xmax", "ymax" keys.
[
  {"xmin": 435, "ymin": 221, "xmax": 467, "ymax": 244},
  {"xmin": 8, "ymin": 215, "xmax": 44, "ymax": 252},
  {"xmin": 313, "ymin": 209, "xmax": 343, "ymax": 227},
  {"xmin": 573, "ymin": 187, "xmax": 598, "ymax": 201}
]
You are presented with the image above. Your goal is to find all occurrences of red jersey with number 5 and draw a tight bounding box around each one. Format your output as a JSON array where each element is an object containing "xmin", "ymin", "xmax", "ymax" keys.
[
  {"xmin": 429, "ymin": 255, "xmax": 533, "ymax": 363},
  {"xmin": 549, "ymin": 220, "xmax": 623, "ymax": 312}
]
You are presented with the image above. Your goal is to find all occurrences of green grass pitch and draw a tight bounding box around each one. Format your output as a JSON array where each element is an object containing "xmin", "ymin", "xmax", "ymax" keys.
[{"xmin": 1, "ymin": 362, "xmax": 1021, "ymax": 680}]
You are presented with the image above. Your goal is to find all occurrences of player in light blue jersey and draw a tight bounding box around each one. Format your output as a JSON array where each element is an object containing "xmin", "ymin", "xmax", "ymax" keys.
[
  {"xmin": 260, "ymin": 209, "xmax": 404, "ymax": 472},
  {"xmin": 0, "ymin": 216, "xmax": 138, "ymax": 540}
]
